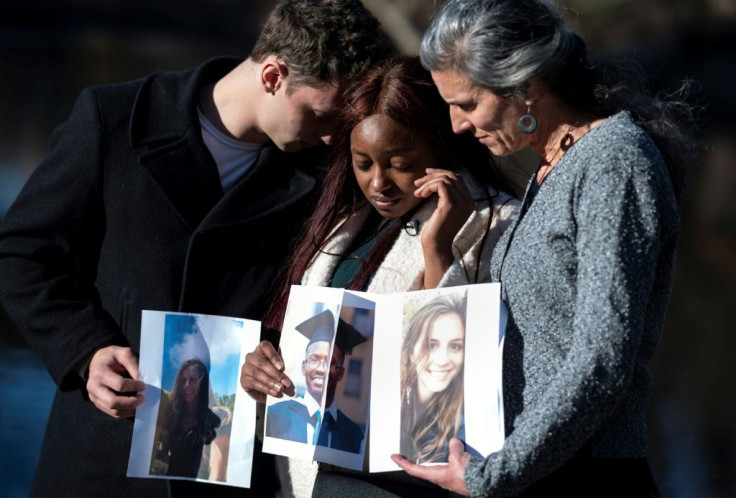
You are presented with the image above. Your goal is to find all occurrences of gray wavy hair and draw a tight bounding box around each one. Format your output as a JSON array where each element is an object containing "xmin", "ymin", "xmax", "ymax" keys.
[
  {"xmin": 420, "ymin": 0, "xmax": 578, "ymax": 99},
  {"xmin": 420, "ymin": 0, "xmax": 705, "ymax": 202}
]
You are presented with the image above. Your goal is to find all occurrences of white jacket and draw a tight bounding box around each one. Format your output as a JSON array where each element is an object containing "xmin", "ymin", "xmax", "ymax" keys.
[{"xmin": 302, "ymin": 173, "xmax": 520, "ymax": 291}]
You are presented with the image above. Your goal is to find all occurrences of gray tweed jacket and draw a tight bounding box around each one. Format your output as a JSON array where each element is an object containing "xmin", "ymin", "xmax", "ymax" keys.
[{"xmin": 467, "ymin": 111, "xmax": 679, "ymax": 497}]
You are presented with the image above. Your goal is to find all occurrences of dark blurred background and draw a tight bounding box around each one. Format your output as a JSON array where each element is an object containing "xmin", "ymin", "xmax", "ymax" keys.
[{"xmin": 1, "ymin": 1, "xmax": 734, "ymax": 496}]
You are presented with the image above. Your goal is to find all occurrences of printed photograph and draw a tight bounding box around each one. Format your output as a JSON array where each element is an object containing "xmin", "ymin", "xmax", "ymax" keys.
[
  {"xmin": 369, "ymin": 283, "xmax": 504, "ymax": 473},
  {"xmin": 263, "ymin": 286, "xmax": 375, "ymax": 471},
  {"xmin": 399, "ymin": 291, "xmax": 467, "ymax": 464},
  {"xmin": 313, "ymin": 294, "xmax": 375, "ymax": 470},
  {"xmin": 128, "ymin": 311, "xmax": 259, "ymax": 489}
]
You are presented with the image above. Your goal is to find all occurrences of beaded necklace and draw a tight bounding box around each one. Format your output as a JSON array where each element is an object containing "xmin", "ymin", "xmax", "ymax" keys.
[{"xmin": 536, "ymin": 119, "xmax": 581, "ymax": 184}]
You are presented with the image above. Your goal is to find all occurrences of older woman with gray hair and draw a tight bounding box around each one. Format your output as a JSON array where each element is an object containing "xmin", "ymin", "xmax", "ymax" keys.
[{"xmin": 392, "ymin": 0, "xmax": 704, "ymax": 496}]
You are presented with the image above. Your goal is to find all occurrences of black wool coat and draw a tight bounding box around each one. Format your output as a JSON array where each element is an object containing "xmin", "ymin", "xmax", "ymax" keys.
[{"xmin": 0, "ymin": 57, "xmax": 325, "ymax": 497}]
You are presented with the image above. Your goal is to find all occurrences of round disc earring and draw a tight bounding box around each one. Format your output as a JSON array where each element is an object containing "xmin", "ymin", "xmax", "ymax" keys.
[{"xmin": 518, "ymin": 106, "xmax": 538, "ymax": 134}]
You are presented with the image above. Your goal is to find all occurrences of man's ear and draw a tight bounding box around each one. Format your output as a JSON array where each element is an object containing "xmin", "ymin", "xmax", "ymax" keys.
[{"xmin": 261, "ymin": 57, "xmax": 289, "ymax": 95}]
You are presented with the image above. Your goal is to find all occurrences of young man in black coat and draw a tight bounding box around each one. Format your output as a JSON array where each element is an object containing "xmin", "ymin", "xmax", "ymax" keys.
[{"xmin": 0, "ymin": 1, "xmax": 391, "ymax": 496}]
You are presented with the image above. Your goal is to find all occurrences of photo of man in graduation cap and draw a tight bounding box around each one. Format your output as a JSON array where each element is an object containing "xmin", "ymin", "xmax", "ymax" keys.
[{"xmin": 265, "ymin": 309, "xmax": 366, "ymax": 453}]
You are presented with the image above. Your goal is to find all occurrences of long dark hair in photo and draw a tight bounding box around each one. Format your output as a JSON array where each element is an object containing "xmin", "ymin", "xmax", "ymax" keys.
[
  {"xmin": 166, "ymin": 358, "xmax": 212, "ymax": 433},
  {"xmin": 400, "ymin": 293, "xmax": 467, "ymax": 463}
]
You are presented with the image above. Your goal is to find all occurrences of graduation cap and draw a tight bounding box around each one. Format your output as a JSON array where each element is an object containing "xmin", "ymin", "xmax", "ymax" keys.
[
  {"xmin": 295, "ymin": 309, "xmax": 336, "ymax": 346},
  {"xmin": 295, "ymin": 309, "xmax": 367, "ymax": 356},
  {"xmin": 335, "ymin": 318, "xmax": 367, "ymax": 356}
]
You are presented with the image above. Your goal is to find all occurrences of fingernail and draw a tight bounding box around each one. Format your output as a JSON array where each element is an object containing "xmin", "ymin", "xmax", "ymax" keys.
[
  {"xmin": 275, "ymin": 361, "xmax": 285, "ymax": 370},
  {"xmin": 281, "ymin": 378, "xmax": 292, "ymax": 388},
  {"xmin": 272, "ymin": 382, "xmax": 282, "ymax": 391}
]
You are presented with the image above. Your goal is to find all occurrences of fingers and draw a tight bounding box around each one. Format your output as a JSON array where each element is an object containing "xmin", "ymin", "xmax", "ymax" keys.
[
  {"xmin": 390, "ymin": 438, "xmax": 471, "ymax": 496},
  {"xmin": 446, "ymin": 438, "xmax": 472, "ymax": 494},
  {"xmin": 415, "ymin": 178, "xmax": 451, "ymax": 199},
  {"xmin": 256, "ymin": 340, "xmax": 285, "ymax": 372},
  {"xmin": 239, "ymin": 367, "xmax": 268, "ymax": 404},
  {"xmin": 86, "ymin": 345, "xmax": 146, "ymax": 419},
  {"xmin": 418, "ymin": 171, "xmax": 473, "ymax": 219},
  {"xmin": 390, "ymin": 454, "xmax": 445, "ymax": 482},
  {"xmin": 414, "ymin": 169, "xmax": 460, "ymax": 198},
  {"xmin": 240, "ymin": 356, "xmax": 293, "ymax": 402},
  {"xmin": 414, "ymin": 169, "xmax": 471, "ymax": 205},
  {"xmin": 448, "ymin": 437, "xmax": 468, "ymax": 459},
  {"xmin": 87, "ymin": 383, "xmax": 144, "ymax": 419},
  {"xmin": 413, "ymin": 167, "xmax": 458, "ymax": 187},
  {"xmin": 240, "ymin": 341, "xmax": 294, "ymax": 402},
  {"xmin": 417, "ymin": 168, "xmax": 474, "ymax": 253}
]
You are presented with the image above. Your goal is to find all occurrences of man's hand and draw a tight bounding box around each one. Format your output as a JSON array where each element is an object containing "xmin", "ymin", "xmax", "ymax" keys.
[
  {"xmin": 86, "ymin": 345, "xmax": 146, "ymax": 419},
  {"xmin": 240, "ymin": 340, "xmax": 294, "ymax": 403},
  {"xmin": 391, "ymin": 438, "xmax": 471, "ymax": 496}
]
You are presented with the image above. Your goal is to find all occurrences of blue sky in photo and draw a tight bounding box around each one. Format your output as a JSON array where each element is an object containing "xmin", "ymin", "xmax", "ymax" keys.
[{"xmin": 161, "ymin": 313, "xmax": 244, "ymax": 398}]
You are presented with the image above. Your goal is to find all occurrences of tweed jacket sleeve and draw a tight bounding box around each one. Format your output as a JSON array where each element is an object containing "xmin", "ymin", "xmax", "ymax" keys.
[{"xmin": 467, "ymin": 112, "xmax": 679, "ymax": 496}]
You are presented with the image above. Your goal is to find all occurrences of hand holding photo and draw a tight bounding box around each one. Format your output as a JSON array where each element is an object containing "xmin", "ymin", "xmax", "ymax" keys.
[
  {"xmin": 263, "ymin": 285, "xmax": 375, "ymax": 471},
  {"xmin": 370, "ymin": 283, "xmax": 504, "ymax": 472},
  {"xmin": 262, "ymin": 283, "xmax": 503, "ymax": 474}
]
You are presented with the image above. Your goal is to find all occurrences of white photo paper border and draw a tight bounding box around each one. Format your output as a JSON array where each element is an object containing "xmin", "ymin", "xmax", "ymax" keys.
[
  {"xmin": 127, "ymin": 310, "xmax": 259, "ymax": 488},
  {"xmin": 369, "ymin": 283, "xmax": 505, "ymax": 472}
]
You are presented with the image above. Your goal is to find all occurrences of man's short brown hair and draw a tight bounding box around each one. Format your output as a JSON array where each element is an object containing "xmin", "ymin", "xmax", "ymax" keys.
[{"xmin": 250, "ymin": 0, "xmax": 393, "ymax": 90}]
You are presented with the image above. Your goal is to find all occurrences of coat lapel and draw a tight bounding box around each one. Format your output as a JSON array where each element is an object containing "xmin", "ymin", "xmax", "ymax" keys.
[
  {"xmin": 491, "ymin": 175, "xmax": 533, "ymax": 282},
  {"xmin": 129, "ymin": 57, "xmax": 241, "ymax": 230},
  {"xmin": 199, "ymin": 145, "xmax": 318, "ymax": 230},
  {"xmin": 136, "ymin": 129, "xmax": 223, "ymax": 230},
  {"xmin": 288, "ymin": 399, "xmax": 313, "ymax": 442}
]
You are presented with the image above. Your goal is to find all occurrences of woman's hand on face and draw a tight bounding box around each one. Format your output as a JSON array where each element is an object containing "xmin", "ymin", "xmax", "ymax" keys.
[
  {"xmin": 391, "ymin": 438, "xmax": 471, "ymax": 496},
  {"xmin": 415, "ymin": 168, "xmax": 474, "ymax": 288},
  {"xmin": 240, "ymin": 340, "xmax": 294, "ymax": 403},
  {"xmin": 415, "ymin": 168, "xmax": 474, "ymax": 253}
]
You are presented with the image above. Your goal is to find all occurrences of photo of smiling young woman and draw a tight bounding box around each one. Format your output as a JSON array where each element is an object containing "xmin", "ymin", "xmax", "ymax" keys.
[
  {"xmin": 400, "ymin": 292, "xmax": 467, "ymax": 464},
  {"xmin": 151, "ymin": 358, "xmax": 222, "ymax": 479}
]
